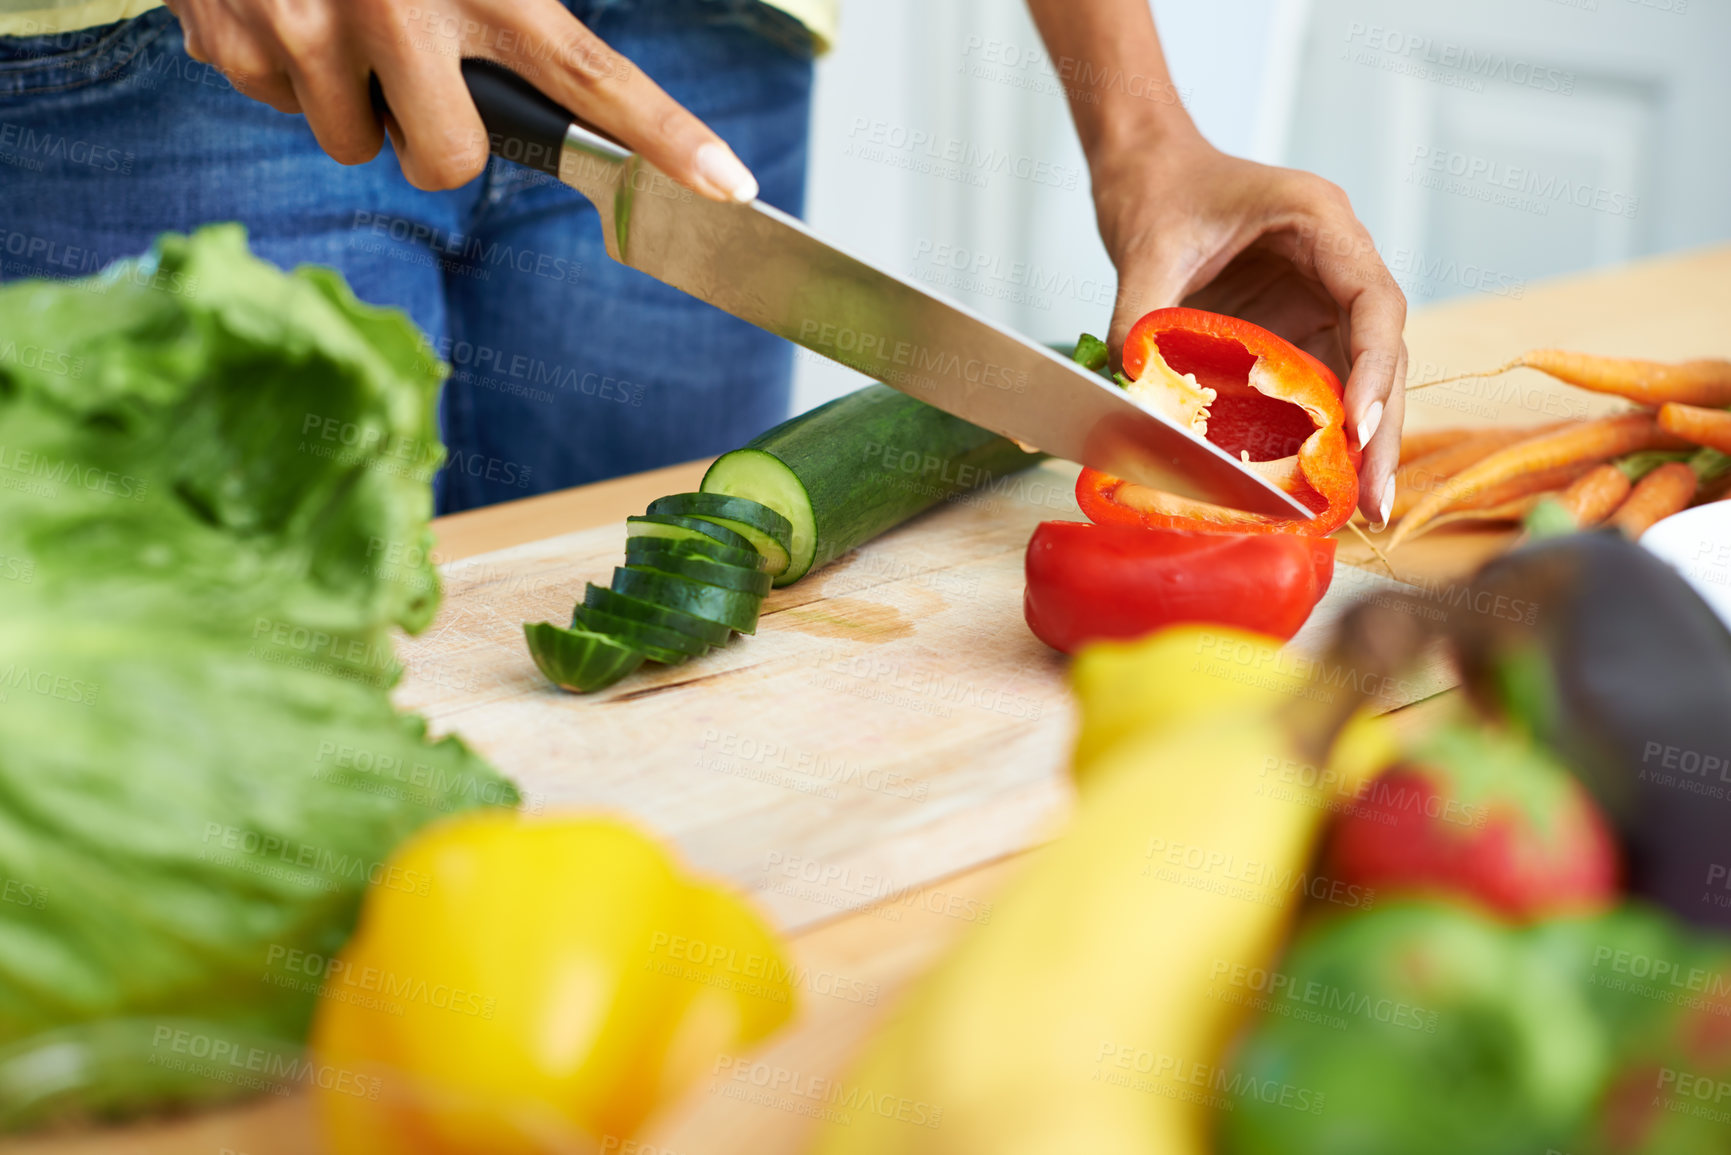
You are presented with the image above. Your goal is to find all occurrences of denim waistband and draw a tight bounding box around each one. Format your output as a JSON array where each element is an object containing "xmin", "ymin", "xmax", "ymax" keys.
[
  {"xmin": 0, "ymin": 0, "xmax": 810, "ymax": 98},
  {"xmin": 0, "ymin": 8, "xmax": 174, "ymax": 95}
]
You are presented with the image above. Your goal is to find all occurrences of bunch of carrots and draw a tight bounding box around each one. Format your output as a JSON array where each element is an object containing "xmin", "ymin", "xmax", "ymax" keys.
[{"xmin": 1379, "ymin": 350, "xmax": 1731, "ymax": 550}]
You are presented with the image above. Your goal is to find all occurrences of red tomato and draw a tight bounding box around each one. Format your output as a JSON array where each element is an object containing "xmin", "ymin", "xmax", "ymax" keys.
[{"xmin": 1023, "ymin": 521, "xmax": 1336, "ymax": 653}]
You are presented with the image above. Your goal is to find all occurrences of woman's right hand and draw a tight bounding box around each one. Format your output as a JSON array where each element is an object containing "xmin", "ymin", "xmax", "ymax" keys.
[{"xmin": 161, "ymin": 0, "xmax": 760, "ymax": 200}]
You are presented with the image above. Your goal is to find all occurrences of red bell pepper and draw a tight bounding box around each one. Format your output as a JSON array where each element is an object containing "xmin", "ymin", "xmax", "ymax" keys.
[
  {"xmin": 1077, "ymin": 307, "xmax": 1360, "ymax": 536},
  {"xmin": 1023, "ymin": 521, "xmax": 1336, "ymax": 653}
]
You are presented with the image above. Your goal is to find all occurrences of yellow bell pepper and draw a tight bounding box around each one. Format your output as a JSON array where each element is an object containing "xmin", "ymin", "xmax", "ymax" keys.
[
  {"xmin": 813, "ymin": 625, "xmax": 1396, "ymax": 1155},
  {"xmin": 1071, "ymin": 625, "xmax": 1400, "ymax": 787},
  {"xmin": 309, "ymin": 811, "xmax": 795, "ymax": 1155}
]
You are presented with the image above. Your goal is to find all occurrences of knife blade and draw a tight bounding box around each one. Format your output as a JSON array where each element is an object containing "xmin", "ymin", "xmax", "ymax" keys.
[{"xmin": 439, "ymin": 59, "xmax": 1314, "ymax": 518}]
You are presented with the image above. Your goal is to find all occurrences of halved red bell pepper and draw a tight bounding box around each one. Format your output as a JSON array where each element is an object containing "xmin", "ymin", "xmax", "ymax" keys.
[
  {"xmin": 1023, "ymin": 520, "xmax": 1336, "ymax": 653},
  {"xmin": 1077, "ymin": 307, "xmax": 1360, "ymax": 536}
]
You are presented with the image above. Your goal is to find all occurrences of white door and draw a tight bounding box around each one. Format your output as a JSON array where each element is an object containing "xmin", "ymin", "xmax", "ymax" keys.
[{"xmin": 1280, "ymin": 0, "xmax": 1731, "ymax": 307}]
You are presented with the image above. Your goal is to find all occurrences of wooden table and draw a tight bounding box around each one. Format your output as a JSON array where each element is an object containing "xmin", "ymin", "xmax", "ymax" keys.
[{"xmin": 18, "ymin": 243, "xmax": 1731, "ymax": 1155}]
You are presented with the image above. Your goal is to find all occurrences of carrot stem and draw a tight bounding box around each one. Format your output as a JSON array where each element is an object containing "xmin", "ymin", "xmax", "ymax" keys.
[{"xmin": 1615, "ymin": 449, "xmax": 1694, "ymax": 482}]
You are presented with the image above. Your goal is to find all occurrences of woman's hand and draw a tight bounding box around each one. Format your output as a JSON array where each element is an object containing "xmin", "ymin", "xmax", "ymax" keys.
[
  {"xmin": 1024, "ymin": 0, "xmax": 1406, "ymax": 528},
  {"xmin": 1091, "ymin": 130, "xmax": 1407, "ymax": 528},
  {"xmin": 161, "ymin": 0, "xmax": 759, "ymax": 201}
]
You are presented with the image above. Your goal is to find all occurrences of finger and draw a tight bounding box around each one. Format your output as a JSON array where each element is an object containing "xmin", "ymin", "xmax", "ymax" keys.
[
  {"xmin": 1103, "ymin": 235, "xmax": 1199, "ymax": 362},
  {"xmin": 231, "ymin": 69, "xmax": 302, "ymax": 114},
  {"xmin": 371, "ymin": 44, "xmax": 489, "ymax": 191},
  {"xmin": 1106, "ymin": 273, "xmax": 1184, "ymax": 361},
  {"xmin": 496, "ymin": 0, "xmax": 757, "ymax": 203},
  {"xmin": 281, "ymin": 39, "xmax": 384, "ymax": 166},
  {"xmin": 1294, "ymin": 212, "xmax": 1406, "ymax": 469},
  {"xmin": 171, "ymin": 6, "xmax": 299, "ymax": 112},
  {"xmin": 1362, "ymin": 344, "xmax": 1406, "ymax": 528},
  {"xmin": 165, "ymin": 1, "xmax": 207, "ymax": 61}
]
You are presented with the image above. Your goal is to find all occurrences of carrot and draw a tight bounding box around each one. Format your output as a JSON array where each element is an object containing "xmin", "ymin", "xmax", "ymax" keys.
[
  {"xmin": 1388, "ymin": 422, "xmax": 1572, "ymax": 521},
  {"xmin": 1454, "ymin": 463, "xmax": 1593, "ymax": 511},
  {"xmin": 1400, "ymin": 428, "xmax": 1478, "ymax": 464},
  {"xmin": 1554, "ymin": 464, "xmax": 1632, "ymax": 529},
  {"xmin": 1608, "ymin": 462, "xmax": 1699, "ymax": 540},
  {"xmin": 1402, "ymin": 423, "xmax": 1569, "ymax": 477},
  {"xmin": 1414, "ymin": 351, "xmax": 1731, "ymax": 407},
  {"xmin": 1657, "ymin": 402, "xmax": 1731, "ymax": 454},
  {"xmin": 1405, "ymin": 494, "xmax": 1549, "ymax": 540},
  {"xmin": 1387, "ymin": 413, "xmax": 1681, "ymax": 549}
]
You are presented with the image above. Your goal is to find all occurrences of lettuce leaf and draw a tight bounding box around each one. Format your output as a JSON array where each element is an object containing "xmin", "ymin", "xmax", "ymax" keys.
[{"xmin": 0, "ymin": 227, "xmax": 516, "ymax": 1123}]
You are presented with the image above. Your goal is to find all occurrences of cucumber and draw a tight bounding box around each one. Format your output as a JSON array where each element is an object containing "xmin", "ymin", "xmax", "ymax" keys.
[
  {"xmin": 582, "ymin": 583, "xmax": 730, "ymax": 648},
  {"xmin": 690, "ymin": 516, "xmax": 790, "ymax": 577},
  {"xmin": 700, "ymin": 384, "xmax": 1042, "ymax": 585},
  {"xmin": 524, "ymin": 622, "xmax": 645, "ymax": 692},
  {"xmin": 625, "ymin": 514, "xmax": 757, "ymax": 557},
  {"xmin": 623, "ymin": 540, "xmax": 773, "ymax": 596},
  {"xmin": 572, "ymin": 605, "xmax": 704, "ymax": 663},
  {"xmin": 612, "ymin": 567, "xmax": 762, "ymax": 634},
  {"xmin": 625, "ymin": 531, "xmax": 762, "ymax": 572},
  {"xmin": 645, "ymin": 493, "xmax": 793, "ymax": 573}
]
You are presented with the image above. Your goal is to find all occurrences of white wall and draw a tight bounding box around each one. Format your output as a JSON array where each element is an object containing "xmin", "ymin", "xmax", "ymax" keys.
[
  {"xmin": 793, "ymin": 0, "xmax": 1294, "ymax": 414},
  {"xmin": 792, "ymin": 0, "xmax": 1731, "ymax": 415}
]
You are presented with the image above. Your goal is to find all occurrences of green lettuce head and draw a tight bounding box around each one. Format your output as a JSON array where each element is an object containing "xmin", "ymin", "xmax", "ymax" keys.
[{"xmin": 0, "ymin": 227, "xmax": 516, "ymax": 1125}]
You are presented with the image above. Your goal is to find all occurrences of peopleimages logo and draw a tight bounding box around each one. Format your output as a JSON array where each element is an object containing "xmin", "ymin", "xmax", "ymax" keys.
[
  {"xmin": 1342, "ymin": 23, "xmax": 1576, "ymax": 95},
  {"xmin": 1408, "ymin": 145, "xmax": 1639, "ymax": 219}
]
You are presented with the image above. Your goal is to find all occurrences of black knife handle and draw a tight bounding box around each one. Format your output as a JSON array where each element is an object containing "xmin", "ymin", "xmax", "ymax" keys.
[{"xmin": 368, "ymin": 58, "xmax": 578, "ymax": 178}]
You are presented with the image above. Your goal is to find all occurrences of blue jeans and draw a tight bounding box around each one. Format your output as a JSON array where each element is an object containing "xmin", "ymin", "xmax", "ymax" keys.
[{"xmin": 0, "ymin": 1, "xmax": 812, "ymax": 513}]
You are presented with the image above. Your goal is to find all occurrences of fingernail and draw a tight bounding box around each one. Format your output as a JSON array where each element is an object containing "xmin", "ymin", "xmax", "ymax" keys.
[
  {"xmin": 695, "ymin": 142, "xmax": 758, "ymax": 203},
  {"xmin": 1355, "ymin": 400, "xmax": 1384, "ymax": 451},
  {"xmin": 1369, "ymin": 475, "xmax": 1396, "ymax": 533}
]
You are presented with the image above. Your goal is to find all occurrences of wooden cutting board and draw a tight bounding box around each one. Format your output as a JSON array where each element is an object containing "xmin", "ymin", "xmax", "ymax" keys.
[{"xmin": 393, "ymin": 459, "xmax": 1447, "ymax": 932}]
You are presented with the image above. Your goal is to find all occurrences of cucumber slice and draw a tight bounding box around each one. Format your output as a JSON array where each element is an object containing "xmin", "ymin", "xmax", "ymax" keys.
[
  {"xmin": 647, "ymin": 493, "xmax": 792, "ymax": 541},
  {"xmin": 582, "ymin": 584, "xmax": 730, "ymax": 648},
  {"xmin": 623, "ymin": 541, "xmax": 772, "ymax": 596},
  {"xmin": 646, "ymin": 493, "xmax": 793, "ymax": 561},
  {"xmin": 688, "ymin": 515, "xmax": 790, "ymax": 578},
  {"xmin": 571, "ymin": 607, "xmax": 693, "ymax": 665},
  {"xmin": 612, "ymin": 567, "xmax": 763, "ymax": 635},
  {"xmin": 626, "ymin": 514, "xmax": 756, "ymax": 556},
  {"xmin": 624, "ymin": 532, "xmax": 762, "ymax": 572},
  {"xmin": 524, "ymin": 621, "xmax": 645, "ymax": 692},
  {"xmin": 700, "ymin": 384, "xmax": 1042, "ymax": 586}
]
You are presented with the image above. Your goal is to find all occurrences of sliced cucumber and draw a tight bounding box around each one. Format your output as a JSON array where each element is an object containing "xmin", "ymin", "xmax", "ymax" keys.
[
  {"xmin": 645, "ymin": 493, "xmax": 793, "ymax": 571},
  {"xmin": 623, "ymin": 540, "xmax": 773, "ymax": 596},
  {"xmin": 689, "ymin": 515, "xmax": 790, "ymax": 578},
  {"xmin": 524, "ymin": 621, "xmax": 645, "ymax": 692},
  {"xmin": 612, "ymin": 567, "xmax": 762, "ymax": 635},
  {"xmin": 583, "ymin": 583, "xmax": 730, "ymax": 648},
  {"xmin": 571, "ymin": 607, "xmax": 693, "ymax": 665},
  {"xmin": 700, "ymin": 384, "xmax": 1042, "ymax": 585},
  {"xmin": 624, "ymin": 532, "xmax": 762, "ymax": 572},
  {"xmin": 647, "ymin": 493, "xmax": 792, "ymax": 542},
  {"xmin": 626, "ymin": 514, "xmax": 757, "ymax": 557}
]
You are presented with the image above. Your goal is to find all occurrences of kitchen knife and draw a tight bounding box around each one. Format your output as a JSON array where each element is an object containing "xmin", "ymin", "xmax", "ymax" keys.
[{"xmin": 405, "ymin": 59, "xmax": 1313, "ymax": 518}]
